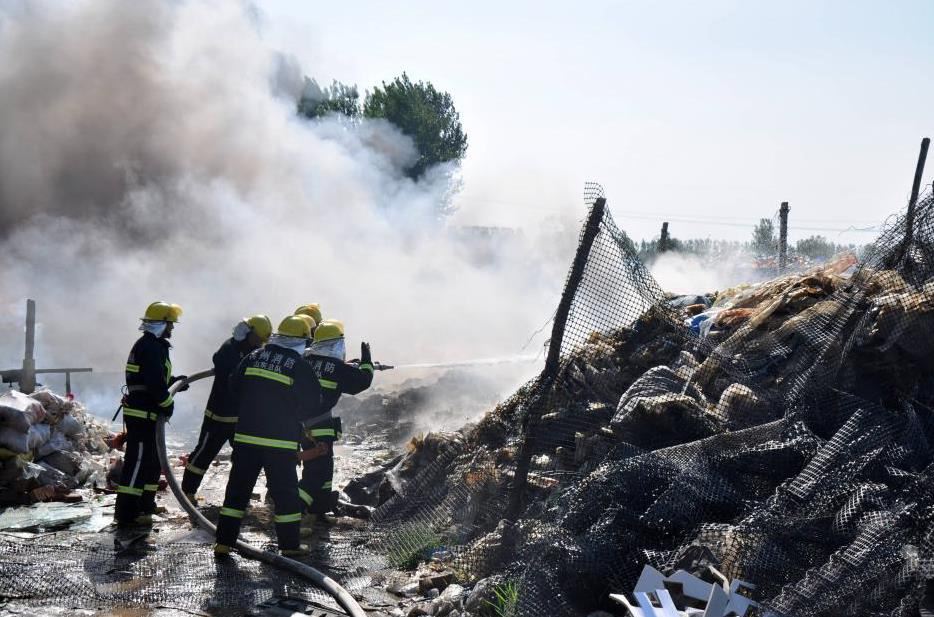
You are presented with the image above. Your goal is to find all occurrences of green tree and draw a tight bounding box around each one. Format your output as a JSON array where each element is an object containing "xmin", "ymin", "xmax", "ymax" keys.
[
  {"xmin": 363, "ymin": 73, "xmax": 468, "ymax": 180},
  {"xmin": 298, "ymin": 78, "xmax": 361, "ymax": 120},
  {"xmin": 752, "ymin": 218, "xmax": 776, "ymax": 255},
  {"xmin": 796, "ymin": 235, "xmax": 836, "ymax": 260}
]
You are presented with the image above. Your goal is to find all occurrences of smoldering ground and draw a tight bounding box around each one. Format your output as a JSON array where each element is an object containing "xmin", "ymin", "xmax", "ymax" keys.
[{"xmin": 0, "ymin": 1, "xmax": 573, "ymax": 423}]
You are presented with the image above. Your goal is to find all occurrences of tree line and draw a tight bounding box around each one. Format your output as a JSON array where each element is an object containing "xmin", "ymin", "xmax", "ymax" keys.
[{"xmin": 638, "ymin": 218, "xmax": 860, "ymax": 263}]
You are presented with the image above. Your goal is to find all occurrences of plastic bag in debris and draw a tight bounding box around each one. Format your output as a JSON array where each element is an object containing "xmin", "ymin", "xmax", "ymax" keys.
[
  {"xmin": 0, "ymin": 390, "xmax": 46, "ymax": 432},
  {"xmin": 57, "ymin": 414, "xmax": 84, "ymax": 438},
  {"xmin": 37, "ymin": 461, "xmax": 74, "ymax": 488},
  {"xmin": 36, "ymin": 429, "xmax": 71, "ymax": 459},
  {"xmin": 668, "ymin": 294, "xmax": 711, "ymax": 310},
  {"xmin": 0, "ymin": 424, "xmax": 53, "ymax": 454},
  {"xmin": 686, "ymin": 307, "xmax": 725, "ymax": 337},
  {"xmin": 0, "ymin": 427, "xmax": 29, "ymax": 453}
]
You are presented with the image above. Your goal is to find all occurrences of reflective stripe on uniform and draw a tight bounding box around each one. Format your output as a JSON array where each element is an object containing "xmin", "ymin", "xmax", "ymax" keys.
[
  {"xmin": 233, "ymin": 433, "xmax": 298, "ymax": 450},
  {"xmin": 319, "ymin": 378, "xmax": 338, "ymax": 390},
  {"xmin": 117, "ymin": 485, "xmax": 144, "ymax": 496},
  {"xmin": 322, "ymin": 481, "xmax": 332, "ymax": 490},
  {"xmin": 359, "ymin": 363, "xmax": 374, "ymax": 373},
  {"xmin": 274, "ymin": 512, "xmax": 302, "ymax": 524},
  {"xmin": 219, "ymin": 507, "xmax": 245, "ymax": 518},
  {"xmin": 164, "ymin": 359, "xmax": 172, "ymax": 384},
  {"xmin": 158, "ymin": 395, "xmax": 173, "ymax": 408},
  {"xmin": 186, "ymin": 463, "xmax": 206, "ymax": 476},
  {"xmin": 308, "ymin": 427, "xmax": 336, "ymax": 438},
  {"xmin": 129, "ymin": 442, "xmax": 144, "ymax": 489},
  {"xmin": 298, "ymin": 488, "xmax": 313, "ymax": 506},
  {"xmin": 143, "ymin": 484, "xmax": 158, "ymax": 492},
  {"xmin": 244, "ymin": 367, "xmax": 293, "ymax": 385},
  {"xmin": 205, "ymin": 409, "xmax": 239, "ymax": 423},
  {"xmin": 122, "ymin": 407, "xmax": 158, "ymax": 421},
  {"xmin": 125, "ymin": 363, "xmax": 141, "ymax": 373}
]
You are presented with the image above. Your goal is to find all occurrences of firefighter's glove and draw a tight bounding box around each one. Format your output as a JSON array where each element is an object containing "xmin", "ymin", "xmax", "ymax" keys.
[
  {"xmin": 171, "ymin": 375, "xmax": 190, "ymax": 392},
  {"xmin": 361, "ymin": 342, "xmax": 371, "ymax": 365},
  {"xmin": 297, "ymin": 441, "xmax": 329, "ymax": 462}
]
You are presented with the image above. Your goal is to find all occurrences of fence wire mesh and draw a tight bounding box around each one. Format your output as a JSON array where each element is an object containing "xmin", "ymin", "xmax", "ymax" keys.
[{"xmin": 3, "ymin": 183, "xmax": 934, "ymax": 617}]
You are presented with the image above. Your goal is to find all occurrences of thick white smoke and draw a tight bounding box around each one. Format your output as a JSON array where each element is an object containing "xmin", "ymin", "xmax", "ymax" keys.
[{"xmin": 0, "ymin": 1, "xmax": 568, "ymax": 417}]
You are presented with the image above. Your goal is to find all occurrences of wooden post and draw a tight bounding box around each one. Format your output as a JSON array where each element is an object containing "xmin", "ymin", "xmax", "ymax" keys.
[
  {"xmin": 506, "ymin": 197, "xmax": 607, "ymax": 521},
  {"xmin": 779, "ymin": 202, "xmax": 789, "ymax": 272}
]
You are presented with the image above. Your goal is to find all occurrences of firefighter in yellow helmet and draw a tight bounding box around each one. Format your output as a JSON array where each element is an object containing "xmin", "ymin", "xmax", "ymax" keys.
[
  {"xmin": 294, "ymin": 304, "xmax": 323, "ymax": 328},
  {"xmin": 181, "ymin": 315, "xmax": 272, "ymax": 501},
  {"xmin": 298, "ymin": 319, "xmax": 374, "ymax": 527},
  {"xmin": 115, "ymin": 301, "xmax": 184, "ymax": 527},
  {"xmin": 215, "ymin": 316, "xmax": 323, "ymax": 556}
]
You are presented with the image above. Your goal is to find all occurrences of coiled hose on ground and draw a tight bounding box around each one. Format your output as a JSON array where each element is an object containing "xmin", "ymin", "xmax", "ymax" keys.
[{"xmin": 156, "ymin": 369, "xmax": 367, "ymax": 617}]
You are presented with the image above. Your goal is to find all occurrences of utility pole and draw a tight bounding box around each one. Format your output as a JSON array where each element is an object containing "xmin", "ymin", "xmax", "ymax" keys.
[
  {"xmin": 779, "ymin": 202, "xmax": 789, "ymax": 272},
  {"xmin": 659, "ymin": 222, "xmax": 670, "ymax": 253}
]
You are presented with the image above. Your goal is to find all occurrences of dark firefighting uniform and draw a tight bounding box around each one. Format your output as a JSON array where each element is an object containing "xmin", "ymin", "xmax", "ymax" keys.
[
  {"xmin": 115, "ymin": 331, "xmax": 175, "ymax": 523},
  {"xmin": 297, "ymin": 354, "xmax": 373, "ymax": 514},
  {"xmin": 215, "ymin": 344, "xmax": 322, "ymax": 550},
  {"xmin": 181, "ymin": 337, "xmax": 254, "ymax": 495}
]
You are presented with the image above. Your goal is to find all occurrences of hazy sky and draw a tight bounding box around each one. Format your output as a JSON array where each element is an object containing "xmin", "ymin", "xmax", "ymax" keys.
[{"xmin": 259, "ymin": 0, "xmax": 933, "ymax": 243}]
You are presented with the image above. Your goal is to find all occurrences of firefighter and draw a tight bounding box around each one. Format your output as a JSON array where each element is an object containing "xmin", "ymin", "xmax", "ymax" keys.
[
  {"xmin": 294, "ymin": 303, "xmax": 322, "ymax": 328},
  {"xmin": 115, "ymin": 301, "xmax": 184, "ymax": 527},
  {"xmin": 298, "ymin": 319, "xmax": 374, "ymax": 526},
  {"xmin": 180, "ymin": 315, "xmax": 273, "ymax": 502},
  {"xmin": 214, "ymin": 315, "xmax": 322, "ymax": 557}
]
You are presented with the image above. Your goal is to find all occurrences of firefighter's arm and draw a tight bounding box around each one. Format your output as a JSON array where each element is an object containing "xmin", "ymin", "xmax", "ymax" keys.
[
  {"xmin": 227, "ymin": 352, "xmax": 250, "ymax": 399},
  {"xmin": 342, "ymin": 342, "xmax": 375, "ymax": 395},
  {"xmin": 295, "ymin": 360, "xmax": 324, "ymax": 425},
  {"xmin": 140, "ymin": 343, "xmax": 174, "ymax": 412}
]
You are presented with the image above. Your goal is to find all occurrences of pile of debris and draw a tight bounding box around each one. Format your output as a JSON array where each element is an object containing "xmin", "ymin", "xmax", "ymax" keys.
[
  {"xmin": 0, "ymin": 389, "xmax": 112, "ymax": 504},
  {"xmin": 339, "ymin": 191, "xmax": 934, "ymax": 616}
]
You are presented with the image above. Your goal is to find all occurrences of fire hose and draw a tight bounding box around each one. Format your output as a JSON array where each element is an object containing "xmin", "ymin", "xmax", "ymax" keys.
[{"xmin": 155, "ymin": 369, "xmax": 367, "ymax": 617}]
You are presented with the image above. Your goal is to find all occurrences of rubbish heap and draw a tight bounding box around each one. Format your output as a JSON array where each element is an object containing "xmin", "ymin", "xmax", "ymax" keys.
[
  {"xmin": 344, "ymin": 187, "xmax": 934, "ymax": 617},
  {"xmin": 0, "ymin": 388, "xmax": 111, "ymax": 505}
]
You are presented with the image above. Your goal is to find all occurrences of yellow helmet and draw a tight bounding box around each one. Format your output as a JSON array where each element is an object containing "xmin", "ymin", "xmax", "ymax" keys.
[
  {"xmin": 313, "ymin": 319, "xmax": 344, "ymax": 343},
  {"xmin": 244, "ymin": 314, "xmax": 272, "ymax": 342},
  {"xmin": 276, "ymin": 315, "xmax": 312, "ymax": 339},
  {"xmin": 142, "ymin": 301, "xmax": 183, "ymax": 322},
  {"xmin": 294, "ymin": 314, "xmax": 317, "ymax": 336},
  {"xmin": 294, "ymin": 303, "xmax": 323, "ymax": 325}
]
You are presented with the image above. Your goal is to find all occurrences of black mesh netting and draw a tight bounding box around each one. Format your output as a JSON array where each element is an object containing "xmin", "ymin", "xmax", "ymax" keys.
[{"xmin": 4, "ymin": 182, "xmax": 934, "ymax": 616}]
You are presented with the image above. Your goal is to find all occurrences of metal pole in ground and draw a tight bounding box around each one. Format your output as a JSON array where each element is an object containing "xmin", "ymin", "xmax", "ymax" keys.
[
  {"xmin": 506, "ymin": 197, "xmax": 607, "ymax": 522},
  {"xmin": 779, "ymin": 202, "xmax": 789, "ymax": 273},
  {"xmin": 20, "ymin": 299, "xmax": 36, "ymax": 394},
  {"xmin": 660, "ymin": 221, "xmax": 670, "ymax": 253},
  {"xmin": 890, "ymin": 137, "xmax": 930, "ymax": 269},
  {"xmin": 906, "ymin": 138, "xmax": 930, "ymax": 239}
]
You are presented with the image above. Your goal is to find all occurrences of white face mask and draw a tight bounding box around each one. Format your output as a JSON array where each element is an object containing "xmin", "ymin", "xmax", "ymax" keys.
[
  {"xmin": 309, "ymin": 338, "xmax": 345, "ymax": 361},
  {"xmin": 139, "ymin": 321, "xmax": 167, "ymax": 337},
  {"xmin": 266, "ymin": 334, "xmax": 307, "ymax": 355},
  {"xmin": 232, "ymin": 321, "xmax": 252, "ymax": 341}
]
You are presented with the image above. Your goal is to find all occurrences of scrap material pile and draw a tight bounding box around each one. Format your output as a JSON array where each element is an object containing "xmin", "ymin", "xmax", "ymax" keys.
[
  {"xmin": 0, "ymin": 389, "xmax": 111, "ymax": 504},
  {"xmin": 349, "ymin": 186, "xmax": 934, "ymax": 617}
]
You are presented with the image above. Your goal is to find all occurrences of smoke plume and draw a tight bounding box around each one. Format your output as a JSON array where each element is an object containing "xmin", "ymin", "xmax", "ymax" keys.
[{"xmin": 0, "ymin": 1, "xmax": 566, "ymax": 416}]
